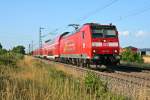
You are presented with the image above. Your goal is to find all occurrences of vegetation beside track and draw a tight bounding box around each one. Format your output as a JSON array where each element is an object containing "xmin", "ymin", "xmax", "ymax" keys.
[
  {"xmin": 0, "ymin": 55, "xmax": 127, "ymax": 100},
  {"xmin": 120, "ymin": 61, "xmax": 150, "ymax": 69},
  {"xmin": 120, "ymin": 48, "xmax": 150, "ymax": 68},
  {"xmin": 121, "ymin": 48, "xmax": 143, "ymax": 63},
  {"xmin": 143, "ymin": 56, "xmax": 150, "ymax": 64},
  {"xmin": 0, "ymin": 43, "xmax": 149, "ymax": 99}
]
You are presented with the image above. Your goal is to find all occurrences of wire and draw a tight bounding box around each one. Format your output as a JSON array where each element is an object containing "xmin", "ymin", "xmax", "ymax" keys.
[
  {"xmin": 113, "ymin": 5, "xmax": 150, "ymax": 22},
  {"xmin": 78, "ymin": 0, "xmax": 119, "ymax": 23},
  {"xmin": 33, "ymin": 0, "xmax": 119, "ymax": 44},
  {"xmin": 41, "ymin": 28, "xmax": 58, "ymax": 38},
  {"xmin": 44, "ymin": 0, "xmax": 119, "ymax": 36},
  {"xmin": 125, "ymin": 6, "xmax": 150, "ymax": 18}
]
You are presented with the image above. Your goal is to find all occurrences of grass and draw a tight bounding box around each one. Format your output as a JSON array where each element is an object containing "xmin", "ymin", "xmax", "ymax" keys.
[
  {"xmin": 143, "ymin": 56, "xmax": 150, "ymax": 63},
  {"xmin": 0, "ymin": 56, "xmax": 128, "ymax": 100},
  {"xmin": 120, "ymin": 60, "xmax": 150, "ymax": 69}
]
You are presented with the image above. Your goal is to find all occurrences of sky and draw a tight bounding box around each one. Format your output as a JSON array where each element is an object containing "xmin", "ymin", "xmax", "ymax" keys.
[{"xmin": 0, "ymin": 0, "xmax": 150, "ymax": 51}]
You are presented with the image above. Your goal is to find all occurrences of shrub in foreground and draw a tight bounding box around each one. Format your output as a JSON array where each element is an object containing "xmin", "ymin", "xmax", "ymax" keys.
[{"xmin": 0, "ymin": 50, "xmax": 24, "ymax": 66}]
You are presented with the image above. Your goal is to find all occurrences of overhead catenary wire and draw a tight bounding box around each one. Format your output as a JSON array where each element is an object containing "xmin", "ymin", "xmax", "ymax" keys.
[
  {"xmin": 32, "ymin": 0, "xmax": 119, "ymax": 50},
  {"xmin": 112, "ymin": 5, "xmax": 150, "ymax": 22},
  {"xmin": 32, "ymin": 42, "xmax": 39, "ymax": 50},
  {"xmin": 36, "ymin": 0, "xmax": 150, "ymax": 48},
  {"xmin": 32, "ymin": 1, "xmax": 150, "ymax": 50},
  {"xmin": 41, "ymin": 28, "xmax": 59, "ymax": 38},
  {"xmin": 44, "ymin": 0, "xmax": 119, "ymax": 36},
  {"xmin": 78, "ymin": 0, "xmax": 119, "ymax": 23}
]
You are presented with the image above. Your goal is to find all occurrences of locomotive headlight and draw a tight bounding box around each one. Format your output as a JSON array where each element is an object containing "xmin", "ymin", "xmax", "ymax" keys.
[
  {"xmin": 93, "ymin": 50, "xmax": 96, "ymax": 53},
  {"xmin": 103, "ymin": 40, "xmax": 106, "ymax": 42},
  {"xmin": 114, "ymin": 50, "xmax": 118, "ymax": 53}
]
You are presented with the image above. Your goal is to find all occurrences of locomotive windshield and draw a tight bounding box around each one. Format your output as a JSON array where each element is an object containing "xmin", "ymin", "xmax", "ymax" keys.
[{"xmin": 92, "ymin": 29, "xmax": 117, "ymax": 38}]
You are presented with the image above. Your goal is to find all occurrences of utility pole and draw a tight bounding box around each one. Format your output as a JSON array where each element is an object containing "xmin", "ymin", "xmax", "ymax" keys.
[
  {"xmin": 39, "ymin": 27, "xmax": 45, "ymax": 55},
  {"xmin": 31, "ymin": 40, "xmax": 33, "ymax": 53},
  {"xmin": 39, "ymin": 27, "xmax": 42, "ymax": 49},
  {"xmin": 28, "ymin": 44, "xmax": 31, "ymax": 55}
]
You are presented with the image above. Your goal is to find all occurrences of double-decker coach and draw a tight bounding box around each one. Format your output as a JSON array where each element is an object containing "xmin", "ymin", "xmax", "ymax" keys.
[{"xmin": 33, "ymin": 23, "xmax": 120, "ymax": 67}]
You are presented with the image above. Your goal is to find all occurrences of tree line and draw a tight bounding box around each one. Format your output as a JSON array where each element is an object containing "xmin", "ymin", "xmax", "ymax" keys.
[
  {"xmin": 0, "ymin": 42, "xmax": 25, "ymax": 65},
  {"xmin": 0, "ymin": 43, "xmax": 25, "ymax": 55}
]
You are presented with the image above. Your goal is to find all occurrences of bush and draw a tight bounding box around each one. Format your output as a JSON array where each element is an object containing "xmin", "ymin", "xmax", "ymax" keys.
[
  {"xmin": 0, "ymin": 49, "xmax": 7, "ymax": 54},
  {"xmin": 84, "ymin": 71, "xmax": 107, "ymax": 96},
  {"xmin": 0, "ymin": 51, "xmax": 24, "ymax": 66},
  {"xmin": 12, "ymin": 45, "xmax": 25, "ymax": 55},
  {"xmin": 0, "ymin": 44, "xmax": 25, "ymax": 66},
  {"xmin": 121, "ymin": 49, "xmax": 143, "ymax": 63},
  {"xmin": 84, "ymin": 71, "xmax": 127, "ymax": 99}
]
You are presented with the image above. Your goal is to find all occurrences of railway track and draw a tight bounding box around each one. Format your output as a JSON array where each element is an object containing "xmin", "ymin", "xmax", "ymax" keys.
[
  {"xmin": 115, "ymin": 71, "xmax": 150, "ymax": 81},
  {"xmin": 119, "ymin": 63, "xmax": 150, "ymax": 73},
  {"xmin": 110, "ymin": 71, "xmax": 150, "ymax": 87},
  {"xmin": 41, "ymin": 58, "xmax": 150, "ymax": 88},
  {"xmin": 74, "ymin": 66, "xmax": 150, "ymax": 88}
]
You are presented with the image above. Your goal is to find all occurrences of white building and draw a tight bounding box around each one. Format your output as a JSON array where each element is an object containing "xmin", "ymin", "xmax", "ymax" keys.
[{"xmin": 139, "ymin": 48, "xmax": 150, "ymax": 56}]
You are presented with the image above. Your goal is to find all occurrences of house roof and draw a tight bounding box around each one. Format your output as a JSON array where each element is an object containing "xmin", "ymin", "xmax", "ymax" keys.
[{"xmin": 124, "ymin": 46, "xmax": 137, "ymax": 49}]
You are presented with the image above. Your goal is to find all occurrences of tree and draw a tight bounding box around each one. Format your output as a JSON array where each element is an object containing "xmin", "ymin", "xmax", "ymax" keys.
[
  {"xmin": 12, "ymin": 45, "xmax": 25, "ymax": 54},
  {"xmin": 0, "ymin": 49, "xmax": 7, "ymax": 54},
  {"xmin": 0, "ymin": 43, "xmax": 7, "ymax": 54},
  {"xmin": 121, "ymin": 48, "xmax": 143, "ymax": 63},
  {"xmin": 0, "ymin": 43, "xmax": 2, "ymax": 49}
]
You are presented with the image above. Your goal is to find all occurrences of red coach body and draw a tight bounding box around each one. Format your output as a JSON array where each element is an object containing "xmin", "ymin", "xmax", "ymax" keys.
[
  {"xmin": 59, "ymin": 24, "xmax": 92, "ymax": 59},
  {"xmin": 33, "ymin": 23, "xmax": 120, "ymax": 66},
  {"xmin": 41, "ymin": 37, "xmax": 60, "ymax": 59}
]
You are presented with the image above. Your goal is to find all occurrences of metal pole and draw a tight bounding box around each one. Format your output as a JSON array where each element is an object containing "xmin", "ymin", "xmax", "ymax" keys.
[
  {"xmin": 31, "ymin": 40, "xmax": 33, "ymax": 53},
  {"xmin": 39, "ymin": 27, "xmax": 45, "ymax": 55},
  {"xmin": 29, "ymin": 44, "xmax": 31, "ymax": 55},
  {"xmin": 39, "ymin": 27, "xmax": 42, "ymax": 49}
]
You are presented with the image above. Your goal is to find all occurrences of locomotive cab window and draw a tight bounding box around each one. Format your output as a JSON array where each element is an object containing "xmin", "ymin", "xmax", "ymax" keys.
[
  {"xmin": 104, "ymin": 30, "xmax": 116, "ymax": 38},
  {"xmin": 92, "ymin": 30, "xmax": 103, "ymax": 38},
  {"xmin": 92, "ymin": 29, "xmax": 117, "ymax": 38}
]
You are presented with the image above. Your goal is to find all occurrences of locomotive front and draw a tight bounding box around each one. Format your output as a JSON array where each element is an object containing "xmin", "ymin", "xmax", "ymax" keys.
[{"xmin": 90, "ymin": 24, "xmax": 120, "ymax": 65}]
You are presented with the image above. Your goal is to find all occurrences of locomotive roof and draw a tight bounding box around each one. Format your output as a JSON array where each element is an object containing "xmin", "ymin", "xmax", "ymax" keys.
[
  {"xmin": 60, "ymin": 23, "xmax": 117, "ymax": 38},
  {"xmin": 84, "ymin": 23, "xmax": 116, "ymax": 29}
]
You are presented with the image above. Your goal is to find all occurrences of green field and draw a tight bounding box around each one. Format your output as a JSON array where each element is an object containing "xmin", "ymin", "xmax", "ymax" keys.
[{"xmin": 0, "ymin": 54, "xmax": 128, "ymax": 100}]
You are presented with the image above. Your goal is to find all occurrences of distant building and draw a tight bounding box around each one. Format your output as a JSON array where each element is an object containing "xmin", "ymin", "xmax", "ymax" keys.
[
  {"xmin": 125, "ymin": 46, "xmax": 138, "ymax": 53},
  {"xmin": 119, "ymin": 47, "xmax": 124, "ymax": 54},
  {"xmin": 139, "ymin": 48, "xmax": 150, "ymax": 56},
  {"xmin": 120, "ymin": 46, "xmax": 139, "ymax": 54}
]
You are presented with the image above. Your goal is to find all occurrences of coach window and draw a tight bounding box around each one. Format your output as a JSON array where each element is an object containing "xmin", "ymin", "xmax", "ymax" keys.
[{"xmin": 82, "ymin": 31, "xmax": 85, "ymax": 39}]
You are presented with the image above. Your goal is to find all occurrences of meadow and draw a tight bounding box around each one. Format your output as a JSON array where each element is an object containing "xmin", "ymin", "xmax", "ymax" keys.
[{"xmin": 0, "ymin": 53, "xmax": 127, "ymax": 100}]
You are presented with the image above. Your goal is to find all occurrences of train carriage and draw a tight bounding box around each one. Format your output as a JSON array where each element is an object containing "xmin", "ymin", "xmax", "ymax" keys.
[{"xmin": 33, "ymin": 23, "xmax": 120, "ymax": 66}]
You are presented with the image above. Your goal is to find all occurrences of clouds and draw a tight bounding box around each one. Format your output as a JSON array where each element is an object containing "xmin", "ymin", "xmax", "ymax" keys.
[
  {"xmin": 119, "ymin": 30, "xmax": 150, "ymax": 48},
  {"xmin": 120, "ymin": 30, "xmax": 147, "ymax": 37},
  {"xmin": 120, "ymin": 31, "xmax": 130, "ymax": 36},
  {"xmin": 136, "ymin": 30, "xmax": 146, "ymax": 37}
]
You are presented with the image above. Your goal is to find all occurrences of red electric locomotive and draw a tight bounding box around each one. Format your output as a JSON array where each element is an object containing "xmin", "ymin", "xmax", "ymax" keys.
[
  {"xmin": 33, "ymin": 23, "xmax": 120, "ymax": 66},
  {"xmin": 59, "ymin": 23, "xmax": 120, "ymax": 66}
]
